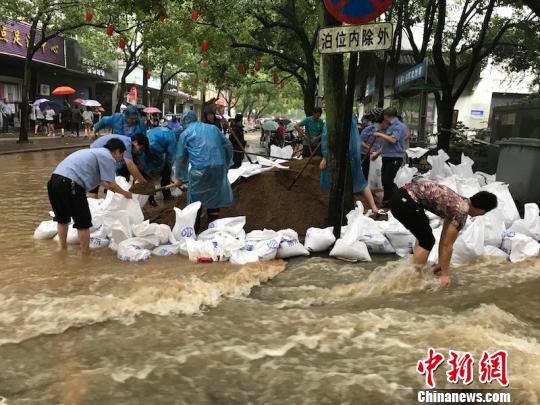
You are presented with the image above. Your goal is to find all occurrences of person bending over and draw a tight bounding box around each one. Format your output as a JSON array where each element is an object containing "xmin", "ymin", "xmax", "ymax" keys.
[
  {"xmin": 47, "ymin": 138, "xmax": 133, "ymax": 255},
  {"xmin": 390, "ymin": 178, "xmax": 497, "ymax": 288}
]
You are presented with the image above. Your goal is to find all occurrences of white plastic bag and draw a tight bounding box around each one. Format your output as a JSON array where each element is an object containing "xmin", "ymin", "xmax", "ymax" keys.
[
  {"xmin": 230, "ymin": 249, "xmax": 260, "ymax": 265},
  {"xmin": 205, "ymin": 216, "xmax": 246, "ymax": 237},
  {"xmin": 117, "ymin": 239, "xmax": 151, "ymax": 262},
  {"xmin": 448, "ymin": 153, "xmax": 475, "ymax": 178},
  {"xmin": 455, "ymin": 176, "xmax": 480, "ymax": 198},
  {"xmin": 152, "ymin": 243, "xmax": 181, "ymax": 256},
  {"xmin": 394, "ymin": 166, "xmax": 418, "ymax": 188},
  {"xmin": 276, "ymin": 229, "xmax": 310, "ymax": 259},
  {"xmin": 100, "ymin": 177, "xmax": 144, "ymax": 226},
  {"xmin": 304, "ymin": 227, "xmax": 336, "ymax": 253},
  {"xmin": 483, "ymin": 208, "xmax": 506, "ymax": 247},
  {"xmin": 246, "ymin": 229, "xmax": 282, "ymax": 261},
  {"xmin": 33, "ymin": 220, "xmax": 57, "ymax": 240},
  {"xmin": 428, "ymin": 150, "xmax": 453, "ymax": 180},
  {"xmin": 452, "ymin": 219, "xmax": 485, "ymax": 265},
  {"xmin": 102, "ymin": 210, "xmax": 132, "ymax": 245},
  {"xmin": 172, "ymin": 202, "xmax": 201, "ymax": 241},
  {"xmin": 481, "ymin": 182, "xmax": 520, "ymax": 227},
  {"xmin": 501, "ymin": 232, "xmax": 540, "ymax": 263},
  {"xmin": 368, "ymin": 156, "xmax": 383, "ymax": 191},
  {"xmin": 186, "ymin": 238, "xmax": 220, "ymax": 262},
  {"xmin": 133, "ymin": 221, "xmax": 173, "ymax": 245},
  {"xmin": 508, "ymin": 203, "xmax": 540, "ymax": 241},
  {"xmin": 330, "ymin": 239, "xmax": 371, "ymax": 262},
  {"xmin": 483, "ymin": 245, "xmax": 508, "ymax": 258},
  {"xmin": 475, "ymin": 171, "xmax": 496, "ymax": 187},
  {"xmin": 270, "ymin": 145, "xmax": 294, "ymax": 160}
]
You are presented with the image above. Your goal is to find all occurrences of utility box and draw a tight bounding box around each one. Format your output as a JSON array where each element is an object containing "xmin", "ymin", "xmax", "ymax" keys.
[{"xmin": 496, "ymin": 138, "xmax": 540, "ymax": 207}]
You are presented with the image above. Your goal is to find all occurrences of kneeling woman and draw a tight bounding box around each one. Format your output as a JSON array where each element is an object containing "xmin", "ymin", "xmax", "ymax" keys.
[{"xmin": 319, "ymin": 115, "xmax": 381, "ymax": 217}]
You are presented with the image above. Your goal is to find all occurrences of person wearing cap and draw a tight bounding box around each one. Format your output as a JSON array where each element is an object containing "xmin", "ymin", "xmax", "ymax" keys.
[
  {"xmin": 142, "ymin": 120, "xmax": 178, "ymax": 201},
  {"xmin": 320, "ymin": 115, "xmax": 381, "ymax": 217},
  {"xmin": 373, "ymin": 107, "xmax": 409, "ymax": 207},
  {"xmin": 174, "ymin": 110, "xmax": 234, "ymax": 230},
  {"xmin": 93, "ymin": 104, "xmax": 147, "ymax": 140}
]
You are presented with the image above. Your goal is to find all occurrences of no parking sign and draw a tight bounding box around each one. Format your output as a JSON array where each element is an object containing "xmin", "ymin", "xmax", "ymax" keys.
[{"xmin": 323, "ymin": 0, "xmax": 392, "ymax": 24}]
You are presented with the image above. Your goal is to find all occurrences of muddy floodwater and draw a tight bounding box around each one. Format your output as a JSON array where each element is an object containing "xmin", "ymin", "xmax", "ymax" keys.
[{"xmin": 0, "ymin": 150, "xmax": 539, "ymax": 405}]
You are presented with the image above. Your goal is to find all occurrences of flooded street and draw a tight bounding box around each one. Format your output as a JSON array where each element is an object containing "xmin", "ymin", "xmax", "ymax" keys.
[{"xmin": 0, "ymin": 150, "xmax": 539, "ymax": 404}]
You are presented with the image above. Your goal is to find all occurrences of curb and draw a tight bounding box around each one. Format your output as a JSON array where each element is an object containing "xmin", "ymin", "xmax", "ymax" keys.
[{"xmin": 0, "ymin": 143, "xmax": 88, "ymax": 155}]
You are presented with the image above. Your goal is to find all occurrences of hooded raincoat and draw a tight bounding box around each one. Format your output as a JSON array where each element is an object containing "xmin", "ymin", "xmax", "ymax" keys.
[
  {"xmin": 93, "ymin": 105, "xmax": 147, "ymax": 137},
  {"xmin": 175, "ymin": 111, "xmax": 234, "ymax": 209},
  {"xmin": 320, "ymin": 115, "xmax": 368, "ymax": 194},
  {"xmin": 138, "ymin": 126, "xmax": 177, "ymax": 175}
]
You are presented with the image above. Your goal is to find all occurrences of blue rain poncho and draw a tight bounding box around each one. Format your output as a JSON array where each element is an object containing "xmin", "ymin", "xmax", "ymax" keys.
[
  {"xmin": 138, "ymin": 126, "xmax": 177, "ymax": 175},
  {"xmin": 93, "ymin": 105, "xmax": 147, "ymax": 137},
  {"xmin": 175, "ymin": 111, "xmax": 234, "ymax": 209},
  {"xmin": 320, "ymin": 115, "xmax": 368, "ymax": 194}
]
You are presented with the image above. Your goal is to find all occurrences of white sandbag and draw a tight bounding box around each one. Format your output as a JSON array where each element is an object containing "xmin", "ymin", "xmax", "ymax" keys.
[
  {"xmin": 394, "ymin": 166, "xmax": 418, "ymax": 188},
  {"xmin": 452, "ymin": 219, "xmax": 485, "ymax": 265},
  {"xmin": 304, "ymin": 227, "xmax": 336, "ymax": 252},
  {"xmin": 428, "ymin": 150, "xmax": 453, "ymax": 180},
  {"xmin": 406, "ymin": 147, "xmax": 429, "ymax": 159},
  {"xmin": 102, "ymin": 210, "xmax": 132, "ymax": 244},
  {"xmin": 90, "ymin": 236, "xmax": 109, "ymax": 249},
  {"xmin": 33, "ymin": 220, "xmax": 57, "ymax": 240},
  {"xmin": 200, "ymin": 231, "xmax": 246, "ymax": 261},
  {"xmin": 330, "ymin": 239, "xmax": 371, "ymax": 262},
  {"xmin": 276, "ymin": 229, "xmax": 310, "ymax": 259},
  {"xmin": 230, "ymin": 249, "xmax": 260, "ymax": 265},
  {"xmin": 186, "ymin": 238, "xmax": 220, "ymax": 262},
  {"xmin": 172, "ymin": 202, "xmax": 201, "ymax": 241},
  {"xmin": 501, "ymin": 232, "xmax": 540, "ymax": 263},
  {"xmin": 427, "ymin": 226, "xmax": 444, "ymax": 264},
  {"xmin": 347, "ymin": 210, "xmax": 395, "ymax": 254},
  {"xmin": 483, "ymin": 245, "xmax": 508, "ymax": 258},
  {"xmin": 134, "ymin": 194, "xmax": 150, "ymax": 209},
  {"xmin": 385, "ymin": 231, "xmax": 416, "ymax": 257},
  {"xmin": 368, "ymin": 156, "xmax": 383, "ymax": 191},
  {"xmin": 117, "ymin": 239, "xmax": 151, "ymax": 262},
  {"xmin": 132, "ymin": 221, "xmax": 173, "ymax": 245},
  {"xmin": 455, "ymin": 176, "xmax": 481, "ymax": 198},
  {"xmin": 483, "ymin": 208, "xmax": 506, "ymax": 247},
  {"xmin": 52, "ymin": 225, "xmax": 79, "ymax": 245},
  {"xmin": 246, "ymin": 230, "xmax": 282, "ymax": 261},
  {"xmin": 270, "ymin": 144, "xmax": 294, "ymax": 160},
  {"xmin": 100, "ymin": 178, "xmax": 144, "ymax": 226},
  {"xmin": 448, "ymin": 153, "xmax": 475, "ymax": 178},
  {"xmin": 87, "ymin": 197, "xmax": 106, "ymax": 230},
  {"xmin": 508, "ymin": 203, "xmax": 540, "ymax": 241},
  {"xmin": 206, "ymin": 216, "xmax": 246, "ymax": 237},
  {"xmin": 152, "ymin": 243, "xmax": 181, "ymax": 257},
  {"xmin": 481, "ymin": 182, "xmax": 520, "ymax": 227},
  {"xmin": 475, "ymin": 171, "xmax": 496, "ymax": 187}
]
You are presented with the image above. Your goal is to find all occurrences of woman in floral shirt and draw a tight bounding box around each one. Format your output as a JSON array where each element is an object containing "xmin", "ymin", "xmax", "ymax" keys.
[{"xmin": 390, "ymin": 178, "xmax": 498, "ymax": 288}]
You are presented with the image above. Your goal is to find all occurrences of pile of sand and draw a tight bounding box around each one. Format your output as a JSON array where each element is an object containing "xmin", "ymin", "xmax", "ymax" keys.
[{"xmin": 143, "ymin": 158, "xmax": 329, "ymax": 238}]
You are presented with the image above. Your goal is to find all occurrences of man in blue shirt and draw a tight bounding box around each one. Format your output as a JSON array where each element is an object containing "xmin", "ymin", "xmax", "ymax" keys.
[
  {"xmin": 143, "ymin": 120, "xmax": 178, "ymax": 201},
  {"xmin": 90, "ymin": 134, "xmax": 149, "ymax": 187},
  {"xmin": 373, "ymin": 107, "xmax": 408, "ymax": 207},
  {"xmin": 48, "ymin": 139, "xmax": 132, "ymax": 255},
  {"xmin": 92, "ymin": 105, "xmax": 147, "ymax": 139}
]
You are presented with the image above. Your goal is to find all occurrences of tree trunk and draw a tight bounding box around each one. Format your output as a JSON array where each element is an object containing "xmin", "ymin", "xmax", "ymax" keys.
[
  {"xmin": 321, "ymin": 5, "xmax": 353, "ymax": 227},
  {"xmin": 156, "ymin": 87, "xmax": 165, "ymax": 112},
  {"xmin": 142, "ymin": 66, "xmax": 149, "ymax": 106},
  {"xmin": 303, "ymin": 74, "xmax": 317, "ymax": 116},
  {"xmin": 18, "ymin": 23, "xmax": 38, "ymax": 143},
  {"xmin": 376, "ymin": 54, "xmax": 387, "ymax": 108},
  {"xmin": 436, "ymin": 96, "xmax": 454, "ymax": 151}
]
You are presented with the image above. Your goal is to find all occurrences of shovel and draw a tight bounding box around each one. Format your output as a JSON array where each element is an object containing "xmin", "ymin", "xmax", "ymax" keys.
[{"xmin": 130, "ymin": 182, "xmax": 181, "ymax": 196}]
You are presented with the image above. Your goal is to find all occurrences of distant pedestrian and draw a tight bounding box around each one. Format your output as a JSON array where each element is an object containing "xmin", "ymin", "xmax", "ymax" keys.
[
  {"xmin": 70, "ymin": 105, "xmax": 82, "ymax": 137},
  {"xmin": 44, "ymin": 106, "xmax": 56, "ymax": 137},
  {"xmin": 1, "ymin": 98, "xmax": 13, "ymax": 133},
  {"xmin": 229, "ymin": 114, "xmax": 246, "ymax": 168},
  {"xmin": 60, "ymin": 102, "xmax": 71, "ymax": 137},
  {"xmin": 34, "ymin": 104, "xmax": 45, "ymax": 135},
  {"xmin": 295, "ymin": 107, "xmax": 325, "ymax": 158},
  {"xmin": 82, "ymin": 108, "xmax": 93, "ymax": 137}
]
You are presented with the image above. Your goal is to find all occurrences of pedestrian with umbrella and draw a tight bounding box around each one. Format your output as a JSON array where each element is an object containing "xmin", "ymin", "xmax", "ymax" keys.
[
  {"xmin": 70, "ymin": 103, "xmax": 82, "ymax": 137},
  {"xmin": 93, "ymin": 104, "xmax": 147, "ymax": 140},
  {"xmin": 60, "ymin": 101, "xmax": 72, "ymax": 137},
  {"xmin": 44, "ymin": 104, "xmax": 56, "ymax": 137},
  {"xmin": 82, "ymin": 107, "xmax": 94, "ymax": 137}
]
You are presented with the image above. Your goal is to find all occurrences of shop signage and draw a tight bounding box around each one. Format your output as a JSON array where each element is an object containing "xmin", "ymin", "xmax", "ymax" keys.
[
  {"xmin": 0, "ymin": 20, "xmax": 65, "ymax": 67},
  {"xmin": 395, "ymin": 61, "xmax": 426, "ymax": 88},
  {"xmin": 318, "ymin": 22, "xmax": 393, "ymax": 54}
]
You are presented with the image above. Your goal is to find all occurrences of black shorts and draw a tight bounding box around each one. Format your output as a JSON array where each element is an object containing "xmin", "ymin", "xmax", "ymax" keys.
[
  {"xmin": 390, "ymin": 188, "xmax": 435, "ymax": 251},
  {"xmin": 47, "ymin": 174, "xmax": 92, "ymax": 229}
]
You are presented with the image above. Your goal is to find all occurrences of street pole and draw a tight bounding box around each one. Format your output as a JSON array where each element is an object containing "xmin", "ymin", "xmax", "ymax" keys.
[{"xmin": 331, "ymin": 52, "xmax": 358, "ymax": 238}]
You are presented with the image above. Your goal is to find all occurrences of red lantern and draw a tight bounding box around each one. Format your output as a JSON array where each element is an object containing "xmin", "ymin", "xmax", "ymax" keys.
[
  {"xmin": 239, "ymin": 63, "xmax": 246, "ymax": 75},
  {"xmin": 85, "ymin": 11, "xmax": 93, "ymax": 22},
  {"xmin": 201, "ymin": 40, "xmax": 208, "ymax": 53},
  {"xmin": 159, "ymin": 14, "xmax": 166, "ymax": 22},
  {"xmin": 254, "ymin": 60, "xmax": 262, "ymax": 71},
  {"xmin": 118, "ymin": 38, "xmax": 126, "ymax": 49},
  {"xmin": 273, "ymin": 72, "xmax": 279, "ymax": 84},
  {"xmin": 280, "ymin": 81, "xmax": 285, "ymax": 89},
  {"xmin": 106, "ymin": 24, "xmax": 114, "ymax": 37},
  {"xmin": 202, "ymin": 60, "xmax": 209, "ymax": 69},
  {"xmin": 146, "ymin": 71, "xmax": 151, "ymax": 80},
  {"xmin": 191, "ymin": 9, "xmax": 199, "ymax": 21},
  {"xmin": 203, "ymin": 76, "xmax": 209, "ymax": 83}
]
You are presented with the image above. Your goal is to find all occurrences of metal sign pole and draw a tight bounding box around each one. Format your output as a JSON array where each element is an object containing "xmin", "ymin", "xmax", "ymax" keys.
[{"xmin": 332, "ymin": 52, "xmax": 359, "ymax": 238}]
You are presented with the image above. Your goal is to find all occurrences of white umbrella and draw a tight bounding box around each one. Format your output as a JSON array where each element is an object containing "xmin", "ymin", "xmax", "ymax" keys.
[
  {"xmin": 33, "ymin": 98, "xmax": 49, "ymax": 105},
  {"xmin": 82, "ymin": 99, "xmax": 102, "ymax": 107}
]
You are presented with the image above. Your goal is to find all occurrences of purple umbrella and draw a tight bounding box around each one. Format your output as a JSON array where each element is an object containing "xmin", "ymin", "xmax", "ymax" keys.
[
  {"xmin": 33, "ymin": 98, "xmax": 49, "ymax": 106},
  {"xmin": 82, "ymin": 99, "xmax": 102, "ymax": 107}
]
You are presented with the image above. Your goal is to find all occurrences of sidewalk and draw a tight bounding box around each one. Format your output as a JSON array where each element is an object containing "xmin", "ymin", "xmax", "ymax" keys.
[{"xmin": 0, "ymin": 133, "xmax": 90, "ymax": 155}]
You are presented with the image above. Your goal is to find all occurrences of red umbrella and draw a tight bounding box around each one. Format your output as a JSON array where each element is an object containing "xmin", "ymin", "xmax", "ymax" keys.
[
  {"xmin": 52, "ymin": 86, "xmax": 76, "ymax": 96},
  {"xmin": 97, "ymin": 107, "xmax": 105, "ymax": 112},
  {"xmin": 73, "ymin": 98, "xmax": 85, "ymax": 104}
]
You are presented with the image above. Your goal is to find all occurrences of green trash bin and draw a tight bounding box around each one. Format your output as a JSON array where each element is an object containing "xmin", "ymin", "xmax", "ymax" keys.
[{"xmin": 496, "ymin": 138, "xmax": 540, "ymax": 207}]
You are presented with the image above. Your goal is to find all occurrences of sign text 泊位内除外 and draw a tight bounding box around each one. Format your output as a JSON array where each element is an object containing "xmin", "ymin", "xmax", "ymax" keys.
[
  {"xmin": 0, "ymin": 20, "xmax": 65, "ymax": 67},
  {"xmin": 318, "ymin": 22, "xmax": 393, "ymax": 54}
]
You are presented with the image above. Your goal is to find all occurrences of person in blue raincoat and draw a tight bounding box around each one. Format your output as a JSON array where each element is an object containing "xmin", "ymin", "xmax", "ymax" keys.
[
  {"xmin": 92, "ymin": 105, "xmax": 147, "ymax": 139},
  {"xmin": 319, "ymin": 115, "xmax": 382, "ymax": 217},
  {"xmin": 140, "ymin": 120, "xmax": 178, "ymax": 201},
  {"xmin": 173, "ymin": 110, "xmax": 233, "ymax": 230}
]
